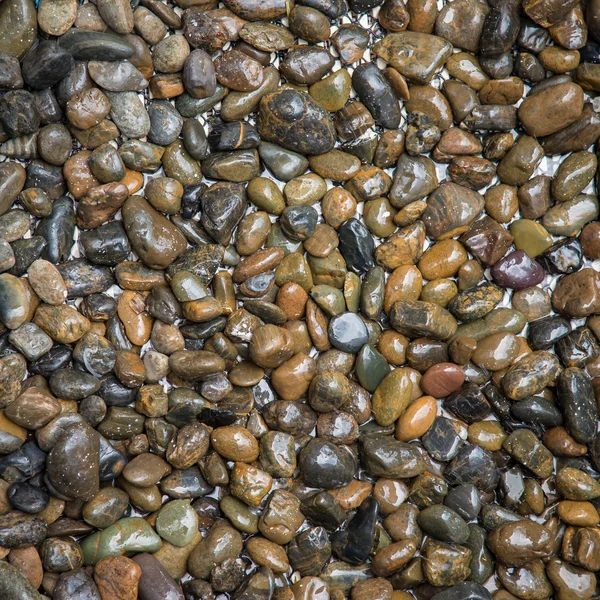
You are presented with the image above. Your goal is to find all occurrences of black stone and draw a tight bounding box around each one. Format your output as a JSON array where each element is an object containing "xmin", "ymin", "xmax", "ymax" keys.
[
  {"xmin": 444, "ymin": 383, "xmax": 491, "ymax": 424},
  {"xmin": 281, "ymin": 206, "xmax": 318, "ymax": 241},
  {"xmin": 200, "ymin": 182, "xmax": 247, "ymax": 245},
  {"xmin": 57, "ymin": 259, "xmax": 114, "ymax": 297},
  {"xmin": 300, "ymin": 491, "xmax": 346, "ymax": 531},
  {"xmin": 331, "ymin": 497, "xmax": 379, "ymax": 564},
  {"xmin": 444, "ymin": 444, "xmax": 500, "ymax": 491},
  {"xmin": 527, "ymin": 315, "xmax": 571, "ymax": 350},
  {"xmin": 0, "ymin": 90, "xmax": 40, "ymax": 137},
  {"xmin": 80, "ymin": 222, "xmax": 131, "ymax": 266},
  {"xmin": 338, "ymin": 218, "xmax": 375, "ymax": 275},
  {"xmin": 9, "ymin": 236, "xmax": 46, "ymax": 277},
  {"xmin": 558, "ymin": 367, "xmax": 598, "ymax": 444},
  {"xmin": 35, "ymin": 196, "xmax": 75, "ymax": 263},
  {"xmin": 444, "ymin": 483, "xmax": 481, "ymax": 521},
  {"xmin": 0, "ymin": 442, "xmax": 47, "ymax": 484},
  {"xmin": 510, "ymin": 396, "xmax": 564, "ymax": 427},
  {"xmin": 22, "ymin": 40, "xmax": 74, "ymax": 89},
  {"xmin": 556, "ymin": 327, "xmax": 600, "ymax": 368},
  {"xmin": 352, "ymin": 63, "xmax": 401, "ymax": 129},
  {"xmin": 7, "ymin": 482, "xmax": 49, "ymax": 514},
  {"xmin": 59, "ymin": 30, "xmax": 135, "ymax": 61},
  {"xmin": 98, "ymin": 375, "xmax": 137, "ymax": 407},
  {"xmin": 431, "ymin": 581, "xmax": 492, "ymax": 600},
  {"xmin": 299, "ymin": 439, "xmax": 357, "ymax": 489},
  {"xmin": 422, "ymin": 417, "xmax": 463, "ymax": 462},
  {"xmin": 538, "ymin": 238, "xmax": 583, "ymax": 274}
]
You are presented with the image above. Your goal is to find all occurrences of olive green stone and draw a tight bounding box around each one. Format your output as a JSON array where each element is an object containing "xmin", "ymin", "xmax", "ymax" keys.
[
  {"xmin": 259, "ymin": 142, "xmax": 309, "ymax": 182},
  {"xmin": 503, "ymin": 430, "xmax": 554, "ymax": 479},
  {"xmin": 247, "ymin": 177, "xmax": 285, "ymax": 215},
  {"xmin": 363, "ymin": 197, "xmax": 397, "ymax": 238},
  {"xmin": 361, "ymin": 266, "xmax": 385, "ymax": 320},
  {"xmin": 156, "ymin": 500, "xmax": 198, "ymax": 547},
  {"xmin": 307, "ymin": 250, "xmax": 347, "ymax": 288},
  {"xmin": 509, "ymin": 219, "xmax": 553, "ymax": 257},
  {"xmin": 310, "ymin": 285, "xmax": 346, "ymax": 317},
  {"xmin": 81, "ymin": 517, "xmax": 162, "ymax": 565},
  {"xmin": 309, "ymin": 69, "xmax": 352, "ymax": 112},
  {"xmin": 552, "ymin": 151, "xmax": 597, "ymax": 202},
  {"xmin": 308, "ymin": 149, "xmax": 361, "ymax": 182},
  {"xmin": 122, "ymin": 196, "xmax": 187, "ymax": 270},
  {"xmin": 275, "ymin": 252, "xmax": 314, "ymax": 291},
  {"xmin": 221, "ymin": 66, "xmax": 279, "ymax": 122},
  {"xmin": 542, "ymin": 194, "xmax": 600, "ymax": 236},
  {"xmin": 201, "ymin": 149, "xmax": 260, "ymax": 182},
  {"xmin": 454, "ymin": 308, "xmax": 526, "ymax": 342},
  {"xmin": 0, "ymin": 0, "xmax": 37, "ymax": 59},
  {"xmin": 161, "ymin": 140, "xmax": 202, "ymax": 186},
  {"xmin": 372, "ymin": 367, "xmax": 413, "ymax": 426},
  {"xmin": 220, "ymin": 495, "xmax": 259, "ymax": 534},
  {"xmin": 355, "ymin": 344, "xmax": 390, "ymax": 392},
  {"xmin": 344, "ymin": 272, "xmax": 361, "ymax": 313},
  {"xmin": 0, "ymin": 560, "xmax": 41, "ymax": 600},
  {"xmin": 556, "ymin": 467, "xmax": 600, "ymax": 500},
  {"xmin": 267, "ymin": 224, "xmax": 303, "ymax": 256},
  {"xmin": 284, "ymin": 174, "xmax": 327, "ymax": 207}
]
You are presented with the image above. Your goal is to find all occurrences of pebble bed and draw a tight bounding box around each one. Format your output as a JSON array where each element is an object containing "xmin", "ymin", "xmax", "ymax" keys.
[{"xmin": 2, "ymin": 0, "xmax": 600, "ymax": 600}]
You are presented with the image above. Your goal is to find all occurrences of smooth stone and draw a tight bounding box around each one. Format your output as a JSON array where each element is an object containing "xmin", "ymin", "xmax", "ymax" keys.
[
  {"xmin": 542, "ymin": 194, "xmax": 600, "ymax": 237},
  {"xmin": 47, "ymin": 423, "xmax": 100, "ymax": 501},
  {"xmin": 332, "ymin": 497, "xmax": 379, "ymax": 564},
  {"xmin": 0, "ymin": 0, "xmax": 37, "ymax": 59},
  {"xmin": 105, "ymin": 91, "xmax": 150, "ymax": 139},
  {"xmin": 372, "ymin": 367, "xmax": 412, "ymax": 425},
  {"xmin": 59, "ymin": 30, "xmax": 134, "ymax": 61},
  {"xmin": 122, "ymin": 196, "xmax": 187, "ymax": 270},
  {"xmin": 94, "ymin": 556, "xmax": 141, "ymax": 600},
  {"xmin": 390, "ymin": 300, "xmax": 457, "ymax": 341},
  {"xmin": 361, "ymin": 434, "xmax": 425, "ymax": 478},
  {"xmin": 54, "ymin": 569, "xmax": 101, "ymax": 600},
  {"xmin": 355, "ymin": 345, "xmax": 390, "ymax": 393},
  {"xmin": 431, "ymin": 582, "xmax": 492, "ymax": 600},
  {"xmin": 156, "ymin": 500, "xmax": 198, "ymax": 547},
  {"xmin": 81, "ymin": 518, "xmax": 162, "ymax": 565},
  {"xmin": 0, "ymin": 163, "xmax": 26, "ymax": 216},
  {"xmin": 352, "ymin": 63, "xmax": 401, "ymax": 129},
  {"xmin": 527, "ymin": 315, "xmax": 571, "ymax": 350},
  {"xmin": 423, "ymin": 182, "xmax": 484, "ymax": 240},
  {"xmin": 0, "ymin": 560, "xmax": 43, "ymax": 600},
  {"xmin": 258, "ymin": 89, "xmax": 336, "ymax": 155},
  {"xmin": 280, "ymin": 47, "xmax": 334, "ymax": 85},
  {"xmin": 518, "ymin": 82, "xmax": 584, "ymax": 137},
  {"xmin": 328, "ymin": 312, "xmax": 369, "ymax": 353},
  {"xmin": 133, "ymin": 553, "xmax": 184, "ymax": 600},
  {"xmin": 502, "ymin": 350, "xmax": 561, "ymax": 400},
  {"xmin": 559, "ymin": 367, "xmax": 598, "ymax": 444},
  {"xmin": 373, "ymin": 32, "xmax": 453, "ymax": 83},
  {"xmin": 418, "ymin": 505, "xmax": 469, "ymax": 544},
  {"xmin": 487, "ymin": 521, "xmax": 553, "ymax": 567},
  {"xmin": 491, "ymin": 250, "xmax": 545, "ymax": 290},
  {"xmin": 503, "ymin": 429, "xmax": 554, "ymax": 478},
  {"xmin": 444, "ymin": 444, "xmax": 499, "ymax": 491},
  {"xmin": 309, "ymin": 69, "xmax": 352, "ymax": 112},
  {"xmin": 258, "ymin": 142, "xmax": 308, "ymax": 183},
  {"xmin": 0, "ymin": 512, "xmax": 47, "ymax": 548},
  {"xmin": 201, "ymin": 182, "xmax": 247, "ymax": 244},
  {"xmin": 22, "ymin": 40, "xmax": 74, "ymax": 89},
  {"xmin": 299, "ymin": 439, "xmax": 357, "ymax": 489}
]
